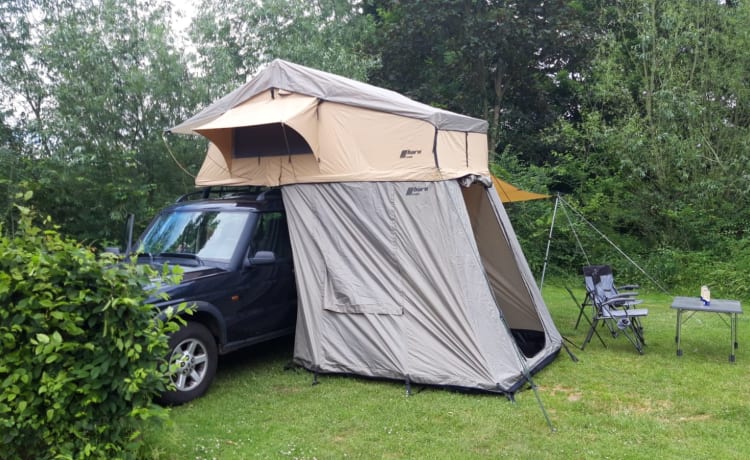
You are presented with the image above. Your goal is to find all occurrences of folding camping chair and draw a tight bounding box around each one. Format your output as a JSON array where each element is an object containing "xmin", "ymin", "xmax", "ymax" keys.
[{"xmin": 580, "ymin": 265, "xmax": 649, "ymax": 354}]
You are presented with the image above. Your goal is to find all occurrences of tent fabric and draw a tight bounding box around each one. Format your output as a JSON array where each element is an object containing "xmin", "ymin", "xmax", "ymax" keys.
[
  {"xmin": 463, "ymin": 183, "xmax": 561, "ymax": 349},
  {"xmin": 491, "ymin": 175, "xmax": 550, "ymax": 203},
  {"xmin": 177, "ymin": 59, "xmax": 562, "ymax": 394},
  {"xmin": 195, "ymin": 92, "xmax": 321, "ymax": 163},
  {"xmin": 189, "ymin": 94, "xmax": 488, "ymax": 185},
  {"xmin": 170, "ymin": 59, "xmax": 488, "ymax": 135},
  {"xmin": 173, "ymin": 59, "xmax": 489, "ymax": 186},
  {"xmin": 284, "ymin": 181, "xmax": 562, "ymax": 392}
]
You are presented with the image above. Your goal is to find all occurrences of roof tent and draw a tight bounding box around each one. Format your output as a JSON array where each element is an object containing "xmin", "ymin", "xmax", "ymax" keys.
[{"xmin": 172, "ymin": 59, "xmax": 561, "ymax": 394}]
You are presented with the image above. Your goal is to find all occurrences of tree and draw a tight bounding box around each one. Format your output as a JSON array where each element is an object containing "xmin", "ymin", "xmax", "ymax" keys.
[
  {"xmin": 0, "ymin": 0, "xmax": 205, "ymax": 243},
  {"xmin": 189, "ymin": 0, "xmax": 380, "ymax": 98},
  {"xmin": 551, "ymin": 0, "xmax": 750, "ymax": 253},
  {"xmin": 366, "ymin": 0, "xmax": 596, "ymax": 164}
]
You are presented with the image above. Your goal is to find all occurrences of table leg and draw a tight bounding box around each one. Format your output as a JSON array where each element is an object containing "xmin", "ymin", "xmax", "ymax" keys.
[
  {"xmin": 676, "ymin": 310, "xmax": 683, "ymax": 357},
  {"xmin": 730, "ymin": 313, "xmax": 737, "ymax": 363}
]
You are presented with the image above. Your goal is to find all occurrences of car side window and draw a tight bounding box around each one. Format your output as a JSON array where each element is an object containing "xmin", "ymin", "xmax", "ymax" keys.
[{"xmin": 251, "ymin": 212, "xmax": 291, "ymax": 259}]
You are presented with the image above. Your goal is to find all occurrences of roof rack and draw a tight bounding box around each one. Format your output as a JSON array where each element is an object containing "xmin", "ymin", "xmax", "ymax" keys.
[
  {"xmin": 175, "ymin": 186, "xmax": 283, "ymax": 203},
  {"xmin": 176, "ymin": 186, "xmax": 268, "ymax": 203}
]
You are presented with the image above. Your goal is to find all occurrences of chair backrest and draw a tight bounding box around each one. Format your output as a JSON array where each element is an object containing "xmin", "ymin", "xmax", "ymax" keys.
[{"xmin": 582, "ymin": 264, "xmax": 617, "ymax": 306}]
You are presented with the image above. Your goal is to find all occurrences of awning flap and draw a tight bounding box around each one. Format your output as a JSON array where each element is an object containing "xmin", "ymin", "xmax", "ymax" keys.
[{"xmin": 492, "ymin": 175, "xmax": 549, "ymax": 203}]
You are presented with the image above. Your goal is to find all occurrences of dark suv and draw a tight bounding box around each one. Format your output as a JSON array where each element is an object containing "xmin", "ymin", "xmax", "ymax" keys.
[{"xmin": 135, "ymin": 188, "xmax": 296, "ymax": 404}]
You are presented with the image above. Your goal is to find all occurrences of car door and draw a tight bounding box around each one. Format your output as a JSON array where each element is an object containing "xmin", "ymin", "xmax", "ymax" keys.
[{"xmin": 225, "ymin": 211, "xmax": 296, "ymax": 342}]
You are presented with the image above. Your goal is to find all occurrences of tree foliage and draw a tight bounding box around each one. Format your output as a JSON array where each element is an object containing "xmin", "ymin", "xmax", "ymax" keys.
[
  {"xmin": 550, "ymin": 0, "xmax": 750, "ymax": 254},
  {"xmin": 190, "ymin": 0, "xmax": 379, "ymax": 97},
  {"xmin": 0, "ymin": 0, "xmax": 204, "ymax": 243},
  {"xmin": 1, "ymin": 0, "xmax": 750, "ymax": 290},
  {"xmin": 367, "ymin": 0, "xmax": 596, "ymax": 163}
]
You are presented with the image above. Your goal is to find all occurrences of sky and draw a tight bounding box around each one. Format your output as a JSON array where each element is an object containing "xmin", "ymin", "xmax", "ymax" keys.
[
  {"xmin": 168, "ymin": 0, "xmax": 198, "ymax": 51},
  {"xmin": 169, "ymin": 0, "xmax": 197, "ymax": 38}
]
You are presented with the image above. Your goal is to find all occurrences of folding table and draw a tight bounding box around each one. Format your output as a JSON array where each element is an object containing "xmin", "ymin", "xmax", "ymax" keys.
[{"xmin": 671, "ymin": 296, "xmax": 742, "ymax": 362}]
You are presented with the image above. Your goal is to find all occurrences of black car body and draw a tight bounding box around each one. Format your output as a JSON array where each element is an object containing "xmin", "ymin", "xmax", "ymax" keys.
[{"xmin": 137, "ymin": 188, "xmax": 296, "ymax": 404}]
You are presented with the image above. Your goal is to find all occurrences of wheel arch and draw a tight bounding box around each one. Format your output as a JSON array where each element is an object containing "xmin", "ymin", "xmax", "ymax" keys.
[{"xmin": 183, "ymin": 301, "xmax": 227, "ymax": 350}]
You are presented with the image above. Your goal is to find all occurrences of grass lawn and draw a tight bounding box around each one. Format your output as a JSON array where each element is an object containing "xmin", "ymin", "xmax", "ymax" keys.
[{"xmin": 144, "ymin": 285, "xmax": 750, "ymax": 459}]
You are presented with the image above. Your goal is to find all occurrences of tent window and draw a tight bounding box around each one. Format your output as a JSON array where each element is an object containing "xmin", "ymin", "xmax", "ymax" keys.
[{"xmin": 233, "ymin": 123, "xmax": 312, "ymax": 158}]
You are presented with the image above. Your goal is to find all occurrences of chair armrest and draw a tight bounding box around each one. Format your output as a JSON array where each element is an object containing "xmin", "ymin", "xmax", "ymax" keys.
[
  {"xmin": 617, "ymin": 284, "xmax": 640, "ymax": 291},
  {"xmin": 602, "ymin": 295, "xmax": 643, "ymax": 308},
  {"xmin": 606, "ymin": 293, "xmax": 639, "ymax": 301}
]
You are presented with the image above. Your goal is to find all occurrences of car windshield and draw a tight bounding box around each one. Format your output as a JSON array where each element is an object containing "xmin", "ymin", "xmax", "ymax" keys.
[{"xmin": 139, "ymin": 210, "xmax": 252, "ymax": 264}]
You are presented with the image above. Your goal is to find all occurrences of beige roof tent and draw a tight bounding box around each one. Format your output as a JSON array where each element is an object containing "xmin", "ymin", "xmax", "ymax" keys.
[{"xmin": 171, "ymin": 59, "xmax": 561, "ymax": 395}]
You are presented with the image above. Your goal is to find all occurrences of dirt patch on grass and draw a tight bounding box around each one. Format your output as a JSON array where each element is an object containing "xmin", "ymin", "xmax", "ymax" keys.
[
  {"xmin": 544, "ymin": 384, "xmax": 583, "ymax": 402},
  {"xmin": 273, "ymin": 384, "xmax": 303, "ymax": 394},
  {"xmin": 676, "ymin": 413, "xmax": 712, "ymax": 422}
]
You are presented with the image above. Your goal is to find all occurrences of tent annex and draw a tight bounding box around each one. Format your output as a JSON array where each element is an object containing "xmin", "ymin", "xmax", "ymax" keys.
[{"xmin": 171, "ymin": 59, "xmax": 562, "ymax": 394}]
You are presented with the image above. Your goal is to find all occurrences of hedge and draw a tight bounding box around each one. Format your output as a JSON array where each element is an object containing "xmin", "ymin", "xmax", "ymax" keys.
[{"xmin": 0, "ymin": 200, "xmax": 184, "ymax": 459}]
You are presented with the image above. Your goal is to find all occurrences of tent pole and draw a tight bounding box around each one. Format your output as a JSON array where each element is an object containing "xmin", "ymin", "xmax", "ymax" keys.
[
  {"xmin": 529, "ymin": 376, "xmax": 556, "ymax": 432},
  {"xmin": 539, "ymin": 194, "xmax": 561, "ymax": 291},
  {"xmin": 559, "ymin": 196, "xmax": 589, "ymax": 266},
  {"xmin": 560, "ymin": 338, "xmax": 579, "ymax": 362}
]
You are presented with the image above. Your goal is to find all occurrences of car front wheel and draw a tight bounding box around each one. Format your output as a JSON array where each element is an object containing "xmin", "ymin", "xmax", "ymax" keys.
[{"xmin": 158, "ymin": 321, "xmax": 218, "ymax": 405}]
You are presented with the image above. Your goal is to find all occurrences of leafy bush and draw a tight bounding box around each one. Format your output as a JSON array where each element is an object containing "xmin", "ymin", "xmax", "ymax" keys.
[
  {"xmin": 648, "ymin": 240, "xmax": 750, "ymax": 299},
  {"xmin": 0, "ymin": 199, "xmax": 184, "ymax": 459}
]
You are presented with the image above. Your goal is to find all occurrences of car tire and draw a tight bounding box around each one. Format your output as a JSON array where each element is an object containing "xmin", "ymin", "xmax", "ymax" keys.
[{"xmin": 158, "ymin": 321, "xmax": 218, "ymax": 405}]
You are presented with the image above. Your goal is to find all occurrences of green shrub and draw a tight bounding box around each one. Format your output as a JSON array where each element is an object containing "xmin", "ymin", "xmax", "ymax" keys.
[
  {"xmin": 0, "ymin": 200, "xmax": 184, "ymax": 459},
  {"xmin": 658, "ymin": 240, "xmax": 750, "ymax": 299}
]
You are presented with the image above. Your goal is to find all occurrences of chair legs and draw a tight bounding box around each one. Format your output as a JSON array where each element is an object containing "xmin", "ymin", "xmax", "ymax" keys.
[
  {"xmin": 566, "ymin": 287, "xmax": 607, "ymax": 349},
  {"xmin": 583, "ymin": 310, "xmax": 646, "ymax": 354},
  {"xmin": 581, "ymin": 316, "xmax": 605, "ymax": 351},
  {"xmin": 618, "ymin": 317, "xmax": 645, "ymax": 355},
  {"xmin": 579, "ymin": 265, "xmax": 649, "ymax": 354}
]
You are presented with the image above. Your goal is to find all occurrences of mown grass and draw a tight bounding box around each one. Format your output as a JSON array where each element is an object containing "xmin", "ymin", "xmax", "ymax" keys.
[{"xmin": 143, "ymin": 285, "xmax": 750, "ymax": 459}]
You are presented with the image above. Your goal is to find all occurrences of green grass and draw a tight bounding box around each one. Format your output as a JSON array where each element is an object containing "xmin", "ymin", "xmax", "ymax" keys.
[{"xmin": 143, "ymin": 286, "xmax": 750, "ymax": 459}]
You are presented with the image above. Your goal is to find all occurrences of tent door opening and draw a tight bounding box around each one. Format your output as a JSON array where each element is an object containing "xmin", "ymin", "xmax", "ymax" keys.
[{"xmin": 462, "ymin": 182, "xmax": 547, "ymax": 358}]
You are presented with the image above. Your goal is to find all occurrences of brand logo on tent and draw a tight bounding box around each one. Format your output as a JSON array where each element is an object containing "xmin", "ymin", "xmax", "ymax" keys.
[
  {"xmin": 400, "ymin": 149, "xmax": 422, "ymax": 159},
  {"xmin": 406, "ymin": 186, "xmax": 429, "ymax": 196}
]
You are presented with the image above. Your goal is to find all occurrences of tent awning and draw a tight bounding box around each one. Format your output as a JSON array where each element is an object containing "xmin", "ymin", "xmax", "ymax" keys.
[
  {"xmin": 194, "ymin": 92, "xmax": 320, "ymax": 162},
  {"xmin": 492, "ymin": 175, "xmax": 549, "ymax": 203}
]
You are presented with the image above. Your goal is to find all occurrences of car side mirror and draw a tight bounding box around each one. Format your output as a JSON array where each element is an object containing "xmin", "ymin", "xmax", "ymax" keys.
[{"xmin": 246, "ymin": 250, "xmax": 276, "ymax": 267}]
